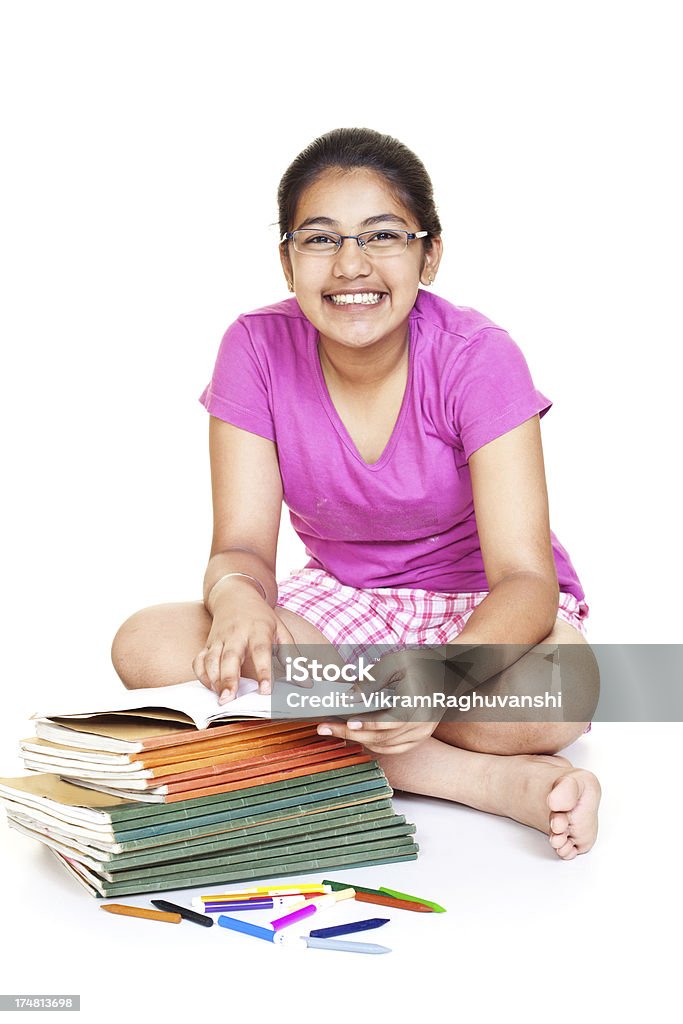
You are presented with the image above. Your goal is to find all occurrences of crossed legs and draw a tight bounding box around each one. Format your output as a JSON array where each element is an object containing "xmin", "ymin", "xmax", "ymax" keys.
[{"xmin": 111, "ymin": 603, "xmax": 601, "ymax": 858}]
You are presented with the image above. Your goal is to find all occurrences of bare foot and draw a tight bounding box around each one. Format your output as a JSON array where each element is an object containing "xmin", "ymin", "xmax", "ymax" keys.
[{"xmin": 491, "ymin": 753, "xmax": 601, "ymax": 859}]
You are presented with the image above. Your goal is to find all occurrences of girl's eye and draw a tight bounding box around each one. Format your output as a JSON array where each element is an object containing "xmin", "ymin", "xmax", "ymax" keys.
[
  {"xmin": 368, "ymin": 231, "xmax": 401, "ymax": 242},
  {"xmin": 299, "ymin": 232, "xmax": 338, "ymax": 247}
]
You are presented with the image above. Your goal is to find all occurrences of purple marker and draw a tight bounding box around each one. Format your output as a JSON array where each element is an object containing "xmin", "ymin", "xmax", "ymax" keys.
[
  {"xmin": 271, "ymin": 903, "xmax": 317, "ymax": 930},
  {"xmin": 204, "ymin": 900, "xmax": 277, "ymax": 912},
  {"xmin": 271, "ymin": 887, "xmax": 355, "ymax": 930}
]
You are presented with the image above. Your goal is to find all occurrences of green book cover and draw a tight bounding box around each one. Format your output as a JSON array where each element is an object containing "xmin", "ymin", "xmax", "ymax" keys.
[
  {"xmin": 90, "ymin": 841, "xmax": 420, "ymax": 897},
  {"xmin": 92, "ymin": 805, "xmax": 402, "ymax": 869},
  {"xmin": 106, "ymin": 759, "xmax": 383, "ymax": 824},
  {"xmin": 101, "ymin": 821, "xmax": 418, "ymax": 881},
  {"xmin": 8, "ymin": 804, "xmax": 405, "ymax": 873},
  {"xmin": 7, "ymin": 786, "xmax": 395, "ymax": 853},
  {"xmin": 113, "ymin": 775, "xmax": 390, "ymax": 843}
]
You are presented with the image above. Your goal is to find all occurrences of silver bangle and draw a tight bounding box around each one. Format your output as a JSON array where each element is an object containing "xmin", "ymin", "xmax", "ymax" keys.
[{"xmin": 207, "ymin": 572, "xmax": 268, "ymax": 610}]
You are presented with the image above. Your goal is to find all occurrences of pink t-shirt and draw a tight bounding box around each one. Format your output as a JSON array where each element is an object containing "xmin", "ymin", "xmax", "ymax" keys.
[{"xmin": 199, "ymin": 289, "xmax": 585, "ymax": 600}]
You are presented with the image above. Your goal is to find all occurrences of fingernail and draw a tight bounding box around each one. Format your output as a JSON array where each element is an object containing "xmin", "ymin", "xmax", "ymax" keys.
[
  {"xmin": 260, "ymin": 680, "xmax": 272, "ymax": 695},
  {"xmin": 219, "ymin": 691, "xmax": 232, "ymax": 704},
  {"xmin": 317, "ymin": 726, "xmax": 332, "ymax": 735},
  {"xmin": 347, "ymin": 720, "xmax": 363, "ymax": 730}
]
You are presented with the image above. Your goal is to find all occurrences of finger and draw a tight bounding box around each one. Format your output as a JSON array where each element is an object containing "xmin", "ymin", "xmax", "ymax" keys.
[
  {"xmin": 217, "ymin": 645, "xmax": 246, "ymax": 703},
  {"xmin": 250, "ymin": 639, "xmax": 275, "ymax": 695},
  {"xmin": 347, "ymin": 716, "xmax": 406, "ymax": 731},
  {"xmin": 316, "ymin": 720, "xmax": 365, "ymax": 741},
  {"xmin": 275, "ymin": 621, "xmax": 296, "ymax": 646},
  {"xmin": 202, "ymin": 642, "xmax": 226, "ymax": 692},
  {"xmin": 192, "ymin": 649, "xmax": 211, "ymax": 688},
  {"xmin": 369, "ymin": 741, "xmax": 423, "ymax": 756}
]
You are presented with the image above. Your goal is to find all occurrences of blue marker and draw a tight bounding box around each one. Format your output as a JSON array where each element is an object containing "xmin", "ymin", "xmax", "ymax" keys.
[{"xmin": 217, "ymin": 914, "xmax": 285, "ymax": 944}]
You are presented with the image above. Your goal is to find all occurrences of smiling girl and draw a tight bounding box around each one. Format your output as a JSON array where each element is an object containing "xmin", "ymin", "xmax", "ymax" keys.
[{"xmin": 112, "ymin": 127, "xmax": 601, "ymax": 859}]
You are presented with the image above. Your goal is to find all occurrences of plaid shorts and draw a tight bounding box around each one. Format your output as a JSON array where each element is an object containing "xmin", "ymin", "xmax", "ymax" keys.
[{"xmin": 276, "ymin": 567, "xmax": 590, "ymax": 664}]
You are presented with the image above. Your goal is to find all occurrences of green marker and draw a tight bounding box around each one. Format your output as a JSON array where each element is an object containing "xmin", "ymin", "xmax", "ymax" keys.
[{"xmin": 379, "ymin": 887, "xmax": 447, "ymax": 913}]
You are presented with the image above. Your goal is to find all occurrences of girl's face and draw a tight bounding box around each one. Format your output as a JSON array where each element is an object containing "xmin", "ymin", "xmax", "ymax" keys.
[{"xmin": 281, "ymin": 168, "xmax": 442, "ymax": 353}]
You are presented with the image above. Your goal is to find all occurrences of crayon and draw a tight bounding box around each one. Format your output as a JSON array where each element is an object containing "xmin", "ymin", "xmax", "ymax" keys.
[
  {"xmin": 150, "ymin": 900, "xmax": 214, "ymax": 926},
  {"xmin": 101, "ymin": 903, "xmax": 180, "ymax": 924}
]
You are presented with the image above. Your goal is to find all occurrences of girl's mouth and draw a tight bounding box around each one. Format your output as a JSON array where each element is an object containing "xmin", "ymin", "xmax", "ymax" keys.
[{"xmin": 324, "ymin": 292, "xmax": 387, "ymax": 307}]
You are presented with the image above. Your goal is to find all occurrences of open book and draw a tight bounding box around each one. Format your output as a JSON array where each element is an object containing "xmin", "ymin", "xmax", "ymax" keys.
[
  {"xmin": 34, "ymin": 677, "xmax": 270, "ymax": 731},
  {"xmin": 29, "ymin": 678, "xmax": 285, "ymax": 754}
]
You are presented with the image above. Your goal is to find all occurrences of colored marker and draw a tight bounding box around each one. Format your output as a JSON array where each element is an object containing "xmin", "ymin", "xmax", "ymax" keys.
[
  {"xmin": 193, "ymin": 895, "xmax": 303, "ymax": 911},
  {"xmin": 200, "ymin": 888, "xmax": 327, "ymax": 902},
  {"xmin": 150, "ymin": 900, "xmax": 214, "ymax": 926},
  {"xmin": 283, "ymin": 887, "xmax": 356, "ymax": 915},
  {"xmin": 271, "ymin": 888, "xmax": 355, "ymax": 930},
  {"xmin": 270, "ymin": 904, "xmax": 316, "ymax": 930},
  {"xmin": 202, "ymin": 900, "xmax": 285, "ymax": 913},
  {"xmin": 208, "ymin": 885, "xmax": 328, "ymax": 898},
  {"xmin": 217, "ymin": 914, "xmax": 285, "ymax": 944},
  {"xmin": 101, "ymin": 903, "xmax": 180, "ymax": 924},
  {"xmin": 379, "ymin": 887, "xmax": 447, "ymax": 913},
  {"xmin": 309, "ymin": 918, "xmax": 390, "ymax": 939}
]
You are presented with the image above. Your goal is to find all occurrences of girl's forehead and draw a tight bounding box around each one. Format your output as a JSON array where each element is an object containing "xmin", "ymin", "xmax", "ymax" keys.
[{"xmin": 294, "ymin": 167, "xmax": 414, "ymax": 223}]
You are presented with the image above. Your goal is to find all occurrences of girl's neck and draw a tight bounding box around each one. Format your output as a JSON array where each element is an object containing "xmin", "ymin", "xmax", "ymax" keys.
[{"xmin": 317, "ymin": 323, "xmax": 410, "ymax": 393}]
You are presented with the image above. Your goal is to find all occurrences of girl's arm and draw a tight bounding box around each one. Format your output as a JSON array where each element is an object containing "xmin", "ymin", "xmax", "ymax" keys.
[
  {"xmin": 203, "ymin": 415, "xmax": 283, "ymax": 608},
  {"xmin": 457, "ymin": 414, "xmax": 560, "ymax": 645},
  {"xmin": 194, "ymin": 416, "xmax": 289, "ymax": 699}
]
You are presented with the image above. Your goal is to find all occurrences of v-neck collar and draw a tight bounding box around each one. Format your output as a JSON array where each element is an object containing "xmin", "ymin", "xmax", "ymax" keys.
[{"xmin": 309, "ymin": 324, "xmax": 415, "ymax": 472}]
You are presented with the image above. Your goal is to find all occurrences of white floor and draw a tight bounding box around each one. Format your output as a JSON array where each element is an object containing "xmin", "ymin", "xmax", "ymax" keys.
[{"xmin": 0, "ymin": 722, "xmax": 679, "ymax": 1021}]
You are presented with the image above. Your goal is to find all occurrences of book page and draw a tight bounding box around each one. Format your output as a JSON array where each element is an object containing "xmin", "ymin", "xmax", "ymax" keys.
[{"xmin": 32, "ymin": 678, "xmax": 270, "ymax": 730}]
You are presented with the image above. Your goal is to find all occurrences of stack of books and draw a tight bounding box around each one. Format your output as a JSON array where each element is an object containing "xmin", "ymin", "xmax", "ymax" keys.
[{"xmin": 0, "ymin": 681, "xmax": 418, "ymax": 897}]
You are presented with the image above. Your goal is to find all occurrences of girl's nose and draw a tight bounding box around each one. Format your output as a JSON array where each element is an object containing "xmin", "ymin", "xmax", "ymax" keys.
[{"xmin": 332, "ymin": 236, "xmax": 372, "ymax": 276}]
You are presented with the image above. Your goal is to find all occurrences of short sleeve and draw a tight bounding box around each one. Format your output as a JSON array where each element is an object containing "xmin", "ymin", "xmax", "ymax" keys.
[
  {"xmin": 198, "ymin": 317, "xmax": 276, "ymax": 442},
  {"xmin": 449, "ymin": 328, "xmax": 552, "ymax": 460}
]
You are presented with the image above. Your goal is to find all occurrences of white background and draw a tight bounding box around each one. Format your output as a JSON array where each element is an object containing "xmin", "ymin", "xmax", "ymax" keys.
[{"xmin": 0, "ymin": 2, "xmax": 680, "ymax": 1020}]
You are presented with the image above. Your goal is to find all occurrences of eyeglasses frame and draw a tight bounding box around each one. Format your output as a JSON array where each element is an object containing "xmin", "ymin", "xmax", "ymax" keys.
[{"xmin": 280, "ymin": 228, "xmax": 429, "ymax": 255}]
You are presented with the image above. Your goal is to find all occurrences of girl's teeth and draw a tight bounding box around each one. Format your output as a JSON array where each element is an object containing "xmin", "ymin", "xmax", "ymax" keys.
[{"xmin": 328, "ymin": 292, "xmax": 383, "ymax": 305}]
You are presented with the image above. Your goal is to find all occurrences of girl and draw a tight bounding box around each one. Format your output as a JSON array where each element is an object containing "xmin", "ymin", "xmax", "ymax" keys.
[{"xmin": 112, "ymin": 127, "xmax": 601, "ymax": 859}]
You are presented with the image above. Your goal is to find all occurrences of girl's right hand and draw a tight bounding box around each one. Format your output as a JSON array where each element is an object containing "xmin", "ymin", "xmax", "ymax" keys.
[{"xmin": 192, "ymin": 585, "xmax": 296, "ymax": 704}]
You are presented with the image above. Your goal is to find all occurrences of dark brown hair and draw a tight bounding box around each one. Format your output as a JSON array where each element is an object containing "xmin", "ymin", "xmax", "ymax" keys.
[{"xmin": 277, "ymin": 127, "xmax": 442, "ymax": 253}]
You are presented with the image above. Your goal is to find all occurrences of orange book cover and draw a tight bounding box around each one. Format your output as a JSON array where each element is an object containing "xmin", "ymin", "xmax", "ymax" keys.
[
  {"xmin": 147, "ymin": 737, "xmax": 353, "ymax": 785},
  {"xmin": 144, "ymin": 735, "xmax": 345, "ymax": 780},
  {"xmin": 162, "ymin": 752, "xmax": 375, "ymax": 803}
]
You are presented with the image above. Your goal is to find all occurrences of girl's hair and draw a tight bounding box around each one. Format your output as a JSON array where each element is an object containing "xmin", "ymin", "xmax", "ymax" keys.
[{"xmin": 277, "ymin": 127, "xmax": 442, "ymax": 252}]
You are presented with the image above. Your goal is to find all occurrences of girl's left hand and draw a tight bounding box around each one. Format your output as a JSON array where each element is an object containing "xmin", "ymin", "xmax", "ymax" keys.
[
  {"xmin": 317, "ymin": 646, "xmax": 446, "ymax": 753},
  {"xmin": 317, "ymin": 716, "xmax": 438, "ymax": 755}
]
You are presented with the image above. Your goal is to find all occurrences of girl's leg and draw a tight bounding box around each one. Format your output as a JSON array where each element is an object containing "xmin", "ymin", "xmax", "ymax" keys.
[
  {"xmin": 375, "ymin": 617, "xmax": 601, "ymax": 858},
  {"xmin": 110, "ymin": 601, "xmax": 335, "ymax": 689},
  {"xmin": 111, "ymin": 604, "xmax": 600, "ymax": 857}
]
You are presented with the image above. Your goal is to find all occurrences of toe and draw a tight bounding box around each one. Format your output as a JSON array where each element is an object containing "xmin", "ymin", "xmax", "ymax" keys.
[
  {"xmin": 555, "ymin": 838, "xmax": 579, "ymax": 860},
  {"xmin": 549, "ymin": 812, "xmax": 569, "ymax": 834},
  {"xmin": 547, "ymin": 773, "xmax": 581, "ymax": 814},
  {"xmin": 549, "ymin": 830, "xmax": 569, "ymax": 849}
]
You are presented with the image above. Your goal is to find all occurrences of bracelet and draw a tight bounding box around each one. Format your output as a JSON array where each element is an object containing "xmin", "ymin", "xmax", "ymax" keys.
[{"xmin": 207, "ymin": 572, "xmax": 268, "ymax": 610}]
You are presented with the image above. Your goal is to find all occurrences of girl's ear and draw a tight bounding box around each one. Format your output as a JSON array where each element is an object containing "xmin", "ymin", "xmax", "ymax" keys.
[
  {"xmin": 279, "ymin": 243, "xmax": 294, "ymax": 291},
  {"xmin": 420, "ymin": 236, "xmax": 443, "ymax": 286}
]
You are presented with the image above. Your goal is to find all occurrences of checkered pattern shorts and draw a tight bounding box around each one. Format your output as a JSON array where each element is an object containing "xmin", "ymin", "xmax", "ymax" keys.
[{"xmin": 275, "ymin": 567, "xmax": 590, "ymax": 664}]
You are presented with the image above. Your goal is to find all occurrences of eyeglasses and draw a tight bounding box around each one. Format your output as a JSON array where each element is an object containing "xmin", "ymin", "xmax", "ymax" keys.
[{"xmin": 281, "ymin": 228, "xmax": 429, "ymax": 257}]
